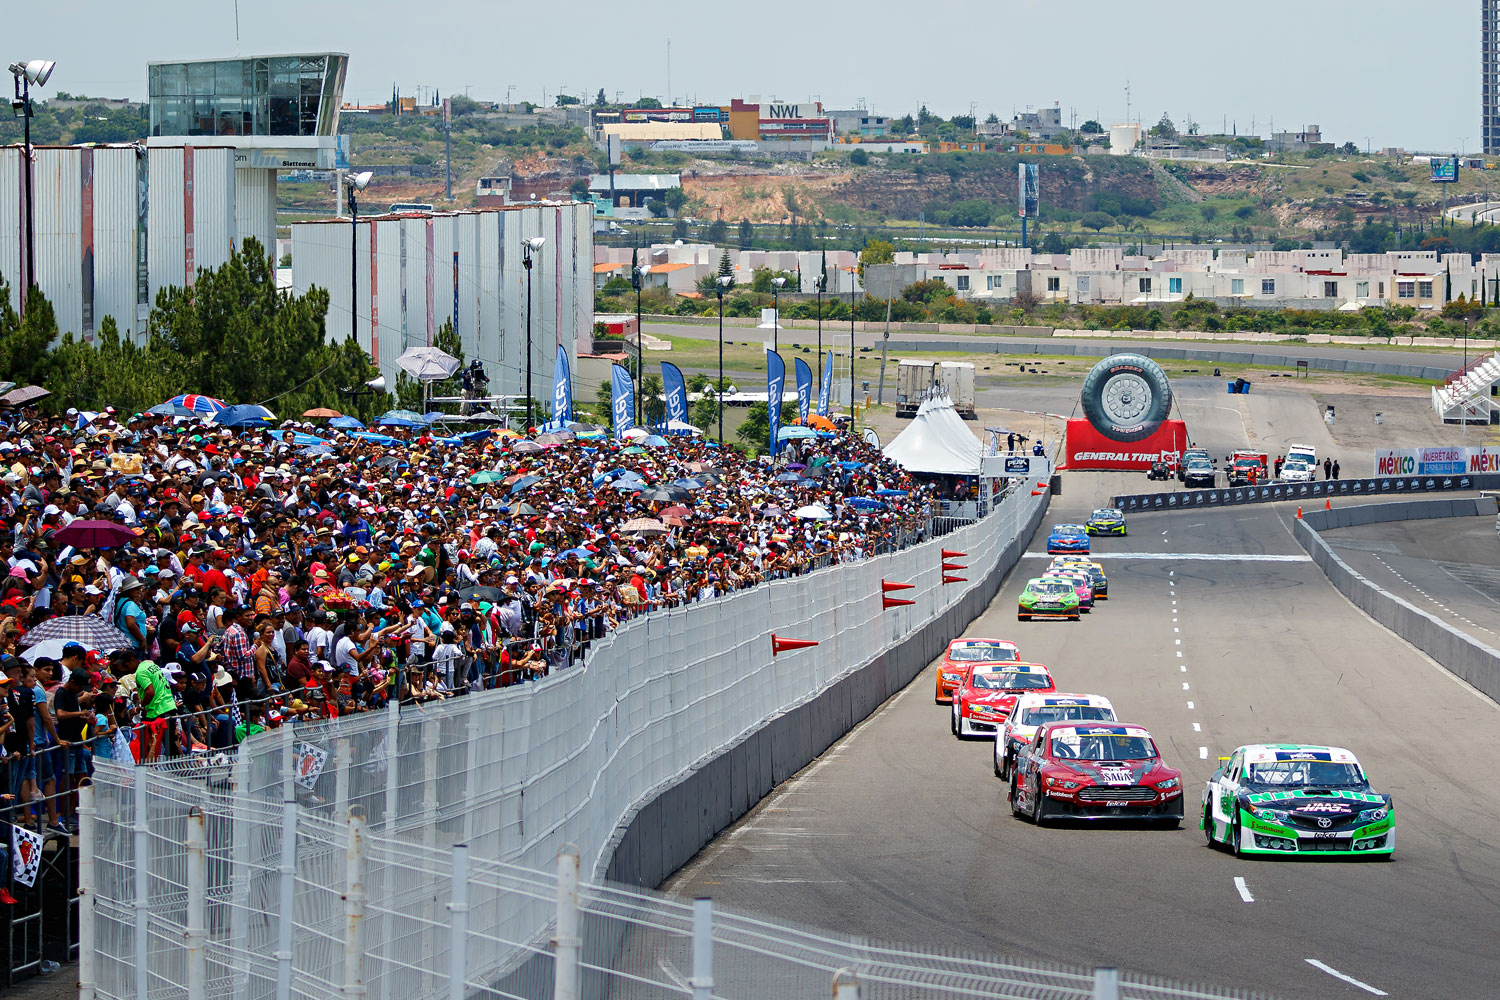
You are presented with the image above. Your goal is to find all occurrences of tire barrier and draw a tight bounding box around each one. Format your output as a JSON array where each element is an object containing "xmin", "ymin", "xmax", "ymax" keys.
[
  {"xmin": 1295, "ymin": 497, "xmax": 1500, "ymax": 706},
  {"xmin": 1079, "ymin": 353, "xmax": 1173, "ymax": 442},
  {"xmin": 1112, "ymin": 473, "xmax": 1500, "ymax": 511}
]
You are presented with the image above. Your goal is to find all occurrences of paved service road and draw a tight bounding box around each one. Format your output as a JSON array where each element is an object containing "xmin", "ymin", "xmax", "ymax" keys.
[
  {"xmin": 665, "ymin": 480, "xmax": 1500, "ymax": 998},
  {"xmin": 643, "ymin": 320, "xmax": 1475, "ymax": 375},
  {"xmin": 1324, "ymin": 511, "xmax": 1500, "ymax": 648}
]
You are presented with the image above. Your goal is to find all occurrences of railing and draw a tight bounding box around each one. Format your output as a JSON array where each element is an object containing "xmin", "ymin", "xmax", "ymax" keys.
[
  {"xmin": 2, "ymin": 787, "xmax": 79, "ymax": 987},
  {"xmin": 84, "ymin": 487, "xmax": 1058, "ymax": 999}
]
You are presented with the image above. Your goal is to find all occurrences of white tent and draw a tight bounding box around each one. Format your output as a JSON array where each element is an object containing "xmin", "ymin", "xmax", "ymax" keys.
[{"xmin": 882, "ymin": 395, "xmax": 982, "ymax": 475}]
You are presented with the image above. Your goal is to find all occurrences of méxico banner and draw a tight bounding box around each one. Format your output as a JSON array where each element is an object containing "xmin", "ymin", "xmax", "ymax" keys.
[
  {"xmin": 1065, "ymin": 418, "xmax": 1188, "ymax": 471},
  {"xmin": 1373, "ymin": 446, "xmax": 1500, "ymax": 476},
  {"xmin": 661, "ymin": 361, "xmax": 688, "ymax": 424}
]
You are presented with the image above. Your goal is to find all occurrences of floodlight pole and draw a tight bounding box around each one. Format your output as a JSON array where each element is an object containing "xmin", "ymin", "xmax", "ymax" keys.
[{"xmin": 523, "ymin": 245, "xmax": 535, "ymax": 431}]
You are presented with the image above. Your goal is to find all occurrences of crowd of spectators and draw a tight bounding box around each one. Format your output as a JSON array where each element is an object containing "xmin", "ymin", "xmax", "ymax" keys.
[{"xmin": 0, "ymin": 402, "xmax": 936, "ymax": 839}]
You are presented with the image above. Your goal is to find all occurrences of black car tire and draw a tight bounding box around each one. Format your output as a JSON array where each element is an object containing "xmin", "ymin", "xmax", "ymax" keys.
[
  {"xmin": 1231, "ymin": 815, "xmax": 1246, "ymax": 858},
  {"xmin": 1203, "ymin": 804, "xmax": 1217, "ymax": 848},
  {"xmin": 1068, "ymin": 612, "xmax": 1081, "ymax": 621},
  {"xmin": 1009, "ymin": 776, "xmax": 1025, "ymax": 818},
  {"xmin": 950, "ymin": 706, "xmax": 959, "ymax": 737},
  {"xmin": 1081, "ymin": 354, "xmax": 1173, "ymax": 442}
]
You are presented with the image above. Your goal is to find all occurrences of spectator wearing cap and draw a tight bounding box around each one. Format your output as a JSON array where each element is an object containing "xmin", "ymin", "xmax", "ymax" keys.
[{"xmin": 112, "ymin": 576, "xmax": 150, "ymax": 653}]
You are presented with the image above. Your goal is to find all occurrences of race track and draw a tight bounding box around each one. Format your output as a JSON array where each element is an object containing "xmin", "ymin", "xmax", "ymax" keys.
[{"xmin": 665, "ymin": 481, "xmax": 1500, "ymax": 999}]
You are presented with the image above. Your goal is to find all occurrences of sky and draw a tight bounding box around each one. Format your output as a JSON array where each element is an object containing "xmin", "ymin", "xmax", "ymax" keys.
[{"xmin": 10, "ymin": 0, "xmax": 1482, "ymax": 153}]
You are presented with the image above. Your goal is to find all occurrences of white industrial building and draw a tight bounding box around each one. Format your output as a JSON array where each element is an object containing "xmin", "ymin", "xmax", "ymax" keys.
[
  {"xmin": 592, "ymin": 245, "xmax": 862, "ymax": 296},
  {"xmin": 290, "ymin": 202, "xmax": 594, "ymax": 398}
]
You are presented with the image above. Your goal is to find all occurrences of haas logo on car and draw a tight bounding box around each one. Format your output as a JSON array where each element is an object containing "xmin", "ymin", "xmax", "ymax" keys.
[{"xmin": 1299, "ymin": 801, "xmax": 1350, "ymax": 813}]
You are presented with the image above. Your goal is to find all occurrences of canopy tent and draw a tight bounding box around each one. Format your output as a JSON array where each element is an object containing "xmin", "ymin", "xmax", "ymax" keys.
[{"xmin": 881, "ymin": 395, "xmax": 982, "ymax": 475}]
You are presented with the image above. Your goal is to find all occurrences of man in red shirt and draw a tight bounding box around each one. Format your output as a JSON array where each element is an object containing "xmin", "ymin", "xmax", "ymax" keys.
[{"xmin": 200, "ymin": 549, "xmax": 231, "ymax": 595}]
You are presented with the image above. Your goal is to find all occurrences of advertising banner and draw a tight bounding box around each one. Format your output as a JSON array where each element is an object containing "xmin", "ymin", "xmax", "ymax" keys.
[
  {"xmin": 1375, "ymin": 446, "xmax": 1494, "ymax": 476},
  {"xmin": 552, "ymin": 344, "xmax": 573, "ymax": 426},
  {"xmin": 1065, "ymin": 418, "xmax": 1188, "ymax": 471},
  {"xmin": 818, "ymin": 350, "xmax": 834, "ymax": 417},
  {"xmin": 1112, "ymin": 473, "xmax": 1500, "ymax": 512},
  {"xmin": 660, "ymin": 361, "xmax": 688, "ymax": 424},
  {"xmin": 767, "ymin": 350, "xmax": 786, "ymax": 456},
  {"xmin": 794, "ymin": 358, "xmax": 813, "ymax": 424},
  {"xmin": 611, "ymin": 363, "xmax": 635, "ymax": 438}
]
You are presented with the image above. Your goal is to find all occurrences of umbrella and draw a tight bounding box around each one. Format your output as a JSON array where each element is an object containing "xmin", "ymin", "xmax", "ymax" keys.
[
  {"xmin": 18, "ymin": 614, "xmax": 135, "ymax": 651},
  {"xmin": 514, "ymin": 503, "xmax": 540, "ymax": 516},
  {"xmin": 874, "ymin": 488, "xmax": 909, "ymax": 498},
  {"xmin": 786, "ymin": 463, "xmax": 807, "ymax": 471},
  {"xmin": 839, "ymin": 461, "xmax": 866, "ymax": 470},
  {"xmin": 535, "ymin": 433, "xmax": 572, "ymax": 446},
  {"xmin": 774, "ymin": 472, "xmax": 804, "ymax": 483},
  {"xmin": 50, "ymin": 519, "xmax": 141, "ymax": 549},
  {"xmin": 846, "ymin": 497, "xmax": 886, "ymax": 512},
  {"xmin": 422, "ymin": 411, "xmax": 451, "ymax": 424},
  {"xmin": 457, "ymin": 586, "xmax": 506, "ymax": 603},
  {"xmin": 469, "ymin": 471, "xmax": 504, "ymax": 484},
  {"xmin": 660, "ymin": 514, "xmax": 686, "ymax": 527},
  {"xmin": 641, "ymin": 435, "xmax": 670, "ymax": 448},
  {"xmin": 215, "ymin": 404, "xmax": 277, "ymax": 428},
  {"xmin": 147, "ymin": 402, "xmax": 194, "ymax": 417},
  {"xmin": 465, "ymin": 411, "xmax": 508, "ymax": 424},
  {"xmin": 801, "ymin": 466, "xmax": 830, "ymax": 479},
  {"xmin": 377, "ymin": 409, "xmax": 424, "ymax": 428},
  {"xmin": 330, "ymin": 415, "xmax": 366, "ymax": 430},
  {"xmin": 576, "ymin": 429, "xmax": 606, "ymax": 440},
  {"xmin": 566, "ymin": 422, "xmax": 598, "ymax": 432},
  {"xmin": 508, "ymin": 475, "xmax": 542, "ymax": 495},
  {"xmin": 639, "ymin": 489, "xmax": 679, "ymax": 502},
  {"xmin": 794, "ymin": 504, "xmax": 833, "ymax": 520},
  {"xmin": 352, "ymin": 431, "xmax": 399, "ymax": 445},
  {"xmin": 777, "ymin": 426, "xmax": 820, "ymax": 441},
  {"xmin": 299, "ymin": 444, "xmax": 334, "ymax": 456},
  {"xmin": 302, "ymin": 407, "xmax": 342, "ymax": 418},
  {"xmin": 511, "ymin": 440, "xmax": 544, "ymax": 455},
  {"xmin": 395, "ymin": 345, "xmax": 462, "ymax": 381},
  {"xmin": 621, "ymin": 427, "xmax": 649, "ymax": 440},
  {"xmin": 374, "ymin": 456, "xmax": 402, "ymax": 469},
  {"xmin": 622, "ymin": 445, "xmax": 646, "ymax": 455},
  {"xmin": 621, "ymin": 517, "xmax": 667, "ymax": 536},
  {"xmin": 1, "ymin": 385, "xmax": 50, "ymax": 406},
  {"xmin": 662, "ymin": 419, "xmax": 703, "ymax": 437},
  {"xmin": 669, "ymin": 479, "xmax": 704, "ymax": 491},
  {"xmin": 290, "ymin": 433, "xmax": 329, "ymax": 446},
  {"xmin": 805, "ymin": 415, "xmax": 838, "ymax": 431},
  {"xmin": 159, "ymin": 394, "xmax": 226, "ymax": 415},
  {"xmin": 659, "ymin": 505, "xmax": 692, "ymax": 517},
  {"xmin": 709, "ymin": 516, "xmax": 741, "ymax": 526}
]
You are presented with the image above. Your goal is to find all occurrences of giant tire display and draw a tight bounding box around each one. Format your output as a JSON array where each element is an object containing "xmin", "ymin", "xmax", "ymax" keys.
[{"xmin": 1080, "ymin": 354, "xmax": 1173, "ymax": 442}]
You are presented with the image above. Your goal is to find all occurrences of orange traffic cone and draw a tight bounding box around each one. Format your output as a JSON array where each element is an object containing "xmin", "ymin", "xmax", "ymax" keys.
[
  {"xmin": 1325, "ymin": 498, "xmax": 1332, "ymax": 510},
  {"xmin": 1296, "ymin": 506, "xmax": 1302, "ymax": 519}
]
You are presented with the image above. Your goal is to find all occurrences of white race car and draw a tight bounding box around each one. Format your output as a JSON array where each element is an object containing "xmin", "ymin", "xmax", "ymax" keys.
[{"xmin": 995, "ymin": 692, "xmax": 1116, "ymax": 779}]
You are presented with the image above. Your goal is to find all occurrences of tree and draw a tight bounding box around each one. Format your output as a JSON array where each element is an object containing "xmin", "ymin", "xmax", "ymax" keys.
[
  {"xmin": 1080, "ymin": 119, "xmax": 1104, "ymax": 134},
  {"xmin": 690, "ymin": 393, "xmax": 719, "ymax": 434},
  {"xmin": 595, "ymin": 88, "xmax": 608, "ymax": 106},
  {"xmin": 1150, "ymin": 113, "xmax": 1178, "ymax": 140},
  {"xmin": 1334, "ymin": 206, "xmax": 1356, "ymax": 225},
  {"xmin": 707, "ymin": 218, "xmax": 729, "ymax": 244},
  {"xmin": 1340, "ymin": 141, "xmax": 1359, "ymax": 155},
  {"xmin": 894, "ymin": 114, "xmax": 914, "ymax": 135},
  {"xmin": 858, "ymin": 238, "xmax": 895, "ymax": 277},
  {"xmin": 849, "ymin": 148, "xmax": 869, "ymax": 166},
  {"xmin": 671, "ymin": 218, "xmax": 688, "ymax": 240},
  {"xmin": 1199, "ymin": 204, "xmax": 1219, "ymax": 223},
  {"xmin": 0, "ymin": 278, "xmax": 58, "ymax": 387},
  {"xmin": 636, "ymin": 97, "xmax": 662, "ymax": 109},
  {"xmin": 569, "ymin": 178, "xmax": 589, "ymax": 198},
  {"xmin": 646, "ymin": 198, "xmax": 668, "ymax": 218},
  {"xmin": 1081, "ymin": 212, "xmax": 1115, "ymax": 232},
  {"xmin": 665, "ymin": 187, "xmax": 688, "ymax": 211},
  {"xmin": 735, "ymin": 400, "xmax": 798, "ymax": 453},
  {"xmin": 738, "ymin": 218, "xmax": 754, "ymax": 247},
  {"xmin": 1039, "ymin": 232, "xmax": 1068, "ymax": 254},
  {"xmin": 717, "ymin": 250, "xmax": 734, "ymax": 280},
  {"xmin": 951, "ymin": 115, "xmax": 975, "ymax": 131},
  {"xmin": 986, "ymin": 113, "xmax": 1000, "ymax": 125},
  {"xmin": 917, "ymin": 105, "xmax": 935, "ymax": 128}
]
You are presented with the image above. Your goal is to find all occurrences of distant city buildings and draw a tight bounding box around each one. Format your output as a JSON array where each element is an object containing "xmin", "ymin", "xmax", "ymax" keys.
[{"xmin": 1485, "ymin": 0, "xmax": 1500, "ymax": 154}]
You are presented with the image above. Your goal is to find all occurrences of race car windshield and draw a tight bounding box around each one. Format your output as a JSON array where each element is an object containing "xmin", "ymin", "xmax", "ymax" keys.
[
  {"xmin": 949, "ymin": 644, "xmax": 1017, "ymax": 662},
  {"xmin": 1246, "ymin": 761, "xmax": 1366, "ymax": 788},
  {"xmin": 1034, "ymin": 582, "xmax": 1074, "ymax": 595},
  {"xmin": 1050, "ymin": 734, "xmax": 1156, "ymax": 761},
  {"xmin": 1021, "ymin": 705, "xmax": 1114, "ymax": 726},
  {"xmin": 981, "ymin": 671, "xmax": 1052, "ymax": 690},
  {"xmin": 1093, "ymin": 510, "xmax": 1122, "ymax": 519}
]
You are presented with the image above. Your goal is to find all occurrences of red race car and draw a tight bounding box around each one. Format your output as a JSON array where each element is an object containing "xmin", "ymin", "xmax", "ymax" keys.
[
  {"xmin": 1008, "ymin": 722, "xmax": 1183, "ymax": 826},
  {"xmin": 934, "ymin": 638, "xmax": 1020, "ymax": 704},
  {"xmin": 951, "ymin": 662, "xmax": 1054, "ymax": 738}
]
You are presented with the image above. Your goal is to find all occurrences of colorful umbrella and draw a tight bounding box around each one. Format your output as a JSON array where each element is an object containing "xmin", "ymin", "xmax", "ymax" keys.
[
  {"xmin": 18, "ymin": 615, "xmax": 135, "ymax": 651},
  {"xmin": 330, "ymin": 415, "xmax": 366, "ymax": 430},
  {"xmin": 215, "ymin": 404, "xmax": 276, "ymax": 428},
  {"xmin": 302, "ymin": 407, "xmax": 342, "ymax": 418},
  {"xmin": 166, "ymin": 394, "xmax": 227, "ymax": 415},
  {"xmin": 49, "ymin": 519, "xmax": 141, "ymax": 549}
]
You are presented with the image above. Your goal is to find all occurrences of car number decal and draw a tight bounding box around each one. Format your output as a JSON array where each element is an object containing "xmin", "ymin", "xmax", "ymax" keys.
[{"xmin": 1099, "ymin": 769, "xmax": 1133, "ymax": 784}]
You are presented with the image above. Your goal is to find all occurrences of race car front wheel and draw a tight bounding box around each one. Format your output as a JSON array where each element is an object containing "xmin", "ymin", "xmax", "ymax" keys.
[
  {"xmin": 1231, "ymin": 816, "xmax": 1246, "ymax": 858},
  {"xmin": 1202, "ymin": 804, "xmax": 1216, "ymax": 848}
]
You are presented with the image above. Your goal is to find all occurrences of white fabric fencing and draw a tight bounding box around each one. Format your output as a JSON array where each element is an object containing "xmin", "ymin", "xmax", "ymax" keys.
[{"xmin": 85, "ymin": 487, "xmax": 1049, "ymax": 1000}]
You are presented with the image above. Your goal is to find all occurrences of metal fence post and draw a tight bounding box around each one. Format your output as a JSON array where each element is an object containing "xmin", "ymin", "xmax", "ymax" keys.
[
  {"xmin": 132, "ymin": 772, "xmax": 149, "ymax": 1000},
  {"xmin": 231, "ymin": 749, "xmax": 253, "ymax": 1000},
  {"xmin": 382, "ymin": 699, "xmax": 400, "ymax": 832},
  {"xmin": 445, "ymin": 844, "xmax": 469, "ymax": 1000},
  {"xmin": 185, "ymin": 807, "xmax": 207, "ymax": 1000},
  {"xmin": 832, "ymin": 968, "xmax": 860, "ymax": 1000},
  {"xmin": 334, "ymin": 739, "xmax": 351, "ymax": 823},
  {"xmin": 280, "ymin": 723, "xmax": 297, "ymax": 803},
  {"xmin": 460, "ymin": 720, "xmax": 479, "ymax": 847},
  {"xmin": 691, "ymin": 897, "xmax": 713, "ymax": 1000},
  {"xmin": 275, "ymin": 801, "xmax": 299, "ymax": 1000},
  {"xmin": 1093, "ymin": 967, "xmax": 1120, "ymax": 1000},
  {"xmin": 342, "ymin": 809, "xmax": 368, "ymax": 1000},
  {"xmin": 553, "ymin": 846, "xmax": 580, "ymax": 1000},
  {"xmin": 77, "ymin": 781, "xmax": 96, "ymax": 1000}
]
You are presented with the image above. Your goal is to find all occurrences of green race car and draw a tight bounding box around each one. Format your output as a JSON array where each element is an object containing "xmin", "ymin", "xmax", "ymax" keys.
[
  {"xmin": 1018, "ymin": 577, "xmax": 1081, "ymax": 621},
  {"xmin": 1202, "ymin": 744, "xmax": 1393, "ymax": 859},
  {"xmin": 1085, "ymin": 508, "xmax": 1127, "ymax": 536}
]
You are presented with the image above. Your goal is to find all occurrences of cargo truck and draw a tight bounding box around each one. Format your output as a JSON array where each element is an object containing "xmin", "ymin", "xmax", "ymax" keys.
[{"xmin": 896, "ymin": 359, "xmax": 976, "ymax": 419}]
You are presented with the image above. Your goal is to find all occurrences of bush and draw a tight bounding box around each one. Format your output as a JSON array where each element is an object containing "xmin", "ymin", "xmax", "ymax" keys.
[{"xmin": 849, "ymin": 148, "xmax": 869, "ymax": 166}]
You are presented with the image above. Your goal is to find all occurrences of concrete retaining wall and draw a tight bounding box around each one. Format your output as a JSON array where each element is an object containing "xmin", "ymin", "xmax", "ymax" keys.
[{"xmin": 1296, "ymin": 497, "xmax": 1500, "ymax": 704}]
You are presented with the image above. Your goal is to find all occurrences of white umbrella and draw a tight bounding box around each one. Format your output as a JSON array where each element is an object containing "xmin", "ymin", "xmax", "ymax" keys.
[
  {"xmin": 793, "ymin": 504, "xmax": 832, "ymax": 520},
  {"xmin": 621, "ymin": 427, "xmax": 649, "ymax": 440},
  {"xmin": 395, "ymin": 346, "xmax": 462, "ymax": 381},
  {"xmin": 21, "ymin": 636, "xmax": 127, "ymax": 664}
]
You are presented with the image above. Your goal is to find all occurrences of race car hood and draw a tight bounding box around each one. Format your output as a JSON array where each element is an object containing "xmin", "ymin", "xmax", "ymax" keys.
[
  {"xmin": 1242, "ymin": 788, "xmax": 1389, "ymax": 818},
  {"xmin": 1050, "ymin": 759, "xmax": 1158, "ymax": 784},
  {"xmin": 963, "ymin": 690, "xmax": 1023, "ymax": 709}
]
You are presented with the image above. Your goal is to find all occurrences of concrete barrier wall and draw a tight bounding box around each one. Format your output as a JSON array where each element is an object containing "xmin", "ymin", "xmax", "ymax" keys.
[{"xmin": 1296, "ymin": 497, "xmax": 1500, "ymax": 704}]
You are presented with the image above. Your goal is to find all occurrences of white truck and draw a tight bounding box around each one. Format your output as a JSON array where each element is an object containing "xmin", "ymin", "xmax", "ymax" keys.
[{"xmin": 895, "ymin": 359, "xmax": 976, "ymax": 419}]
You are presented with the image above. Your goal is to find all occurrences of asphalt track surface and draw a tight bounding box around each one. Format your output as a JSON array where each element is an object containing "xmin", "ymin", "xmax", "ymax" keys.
[
  {"xmin": 664, "ymin": 478, "xmax": 1500, "ymax": 999},
  {"xmin": 642, "ymin": 320, "xmax": 1474, "ymax": 375},
  {"xmin": 1324, "ymin": 513, "xmax": 1500, "ymax": 649}
]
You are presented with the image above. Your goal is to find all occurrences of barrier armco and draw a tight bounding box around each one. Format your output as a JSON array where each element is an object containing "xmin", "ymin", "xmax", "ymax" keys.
[
  {"xmin": 602, "ymin": 491, "xmax": 1049, "ymax": 892},
  {"xmin": 1295, "ymin": 497, "xmax": 1500, "ymax": 705},
  {"xmin": 1113, "ymin": 473, "xmax": 1500, "ymax": 512}
]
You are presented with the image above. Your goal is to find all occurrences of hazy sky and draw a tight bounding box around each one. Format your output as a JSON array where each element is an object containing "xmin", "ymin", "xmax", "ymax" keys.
[{"xmin": 12, "ymin": 0, "xmax": 1481, "ymax": 152}]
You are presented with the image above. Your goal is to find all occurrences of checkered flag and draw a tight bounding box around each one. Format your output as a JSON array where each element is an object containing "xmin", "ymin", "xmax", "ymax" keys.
[
  {"xmin": 228, "ymin": 690, "xmax": 243, "ymax": 728},
  {"xmin": 12, "ymin": 826, "xmax": 43, "ymax": 888}
]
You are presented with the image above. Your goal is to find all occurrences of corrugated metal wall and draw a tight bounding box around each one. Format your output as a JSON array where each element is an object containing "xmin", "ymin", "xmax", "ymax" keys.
[
  {"xmin": 235, "ymin": 167, "xmax": 277, "ymax": 261},
  {"xmin": 190, "ymin": 147, "xmax": 236, "ymax": 272},
  {"xmin": 291, "ymin": 203, "xmax": 591, "ymax": 406},
  {"xmin": 31, "ymin": 148, "xmax": 82, "ymax": 338},
  {"xmin": 91, "ymin": 146, "xmax": 146, "ymax": 342},
  {"xmin": 0, "ymin": 148, "xmax": 20, "ymax": 302},
  {"xmin": 147, "ymin": 146, "xmax": 185, "ymax": 300}
]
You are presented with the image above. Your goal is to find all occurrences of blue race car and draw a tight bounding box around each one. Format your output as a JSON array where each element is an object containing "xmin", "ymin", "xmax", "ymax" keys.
[{"xmin": 1046, "ymin": 524, "xmax": 1090, "ymax": 555}]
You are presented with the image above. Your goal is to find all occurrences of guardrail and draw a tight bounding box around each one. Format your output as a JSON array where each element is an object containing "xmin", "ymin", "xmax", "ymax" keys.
[
  {"xmin": 84, "ymin": 484, "xmax": 1059, "ymax": 999},
  {"xmin": 1112, "ymin": 473, "xmax": 1500, "ymax": 511},
  {"xmin": 1294, "ymin": 496, "xmax": 1500, "ymax": 707}
]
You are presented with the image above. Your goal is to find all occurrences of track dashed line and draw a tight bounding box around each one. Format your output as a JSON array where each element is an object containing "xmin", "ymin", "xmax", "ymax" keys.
[{"xmin": 1373, "ymin": 555, "xmax": 1500, "ymax": 640}]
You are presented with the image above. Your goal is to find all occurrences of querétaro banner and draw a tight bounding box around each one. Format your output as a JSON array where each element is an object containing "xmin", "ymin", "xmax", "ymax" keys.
[
  {"xmin": 1112, "ymin": 473, "xmax": 1500, "ymax": 512},
  {"xmin": 1374, "ymin": 446, "xmax": 1500, "ymax": 476},
  {"xmin": 1065, "ymin": 418, "xmax": 1188, "ymax": 471}
]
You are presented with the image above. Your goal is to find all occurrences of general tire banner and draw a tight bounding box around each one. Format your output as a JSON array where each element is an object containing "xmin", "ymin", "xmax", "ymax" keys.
[
  {"xmin": 1065, "ymin": 418, "xmax": 1188, "ymax": 471},
  {"xmin": 1112, "ymin": 474, "xmax": 1500, "ymax": 511}
]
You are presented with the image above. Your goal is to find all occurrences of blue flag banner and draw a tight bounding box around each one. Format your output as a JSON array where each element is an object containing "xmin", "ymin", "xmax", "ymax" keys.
[
  {"xmin": 661, "ymin": 362, "xmax": 688, "ymax": 424},
  {"xmin": 552, "ymin": 344, "xmax": 573, "ymax": 426},
  {"xmin": 766, "ymin": 350, "xmax": 786, "ymax": 456},
  {"xmin": 818, "ymin": 350, "xmax": 834, "ymax": 417},
  {"xmin": 611, "ymin": 364, "xmax": 636, "ymax": 438},
  {"xmin": 794, "ymin": 358, "xmax": 813, "ymax": 424}
]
